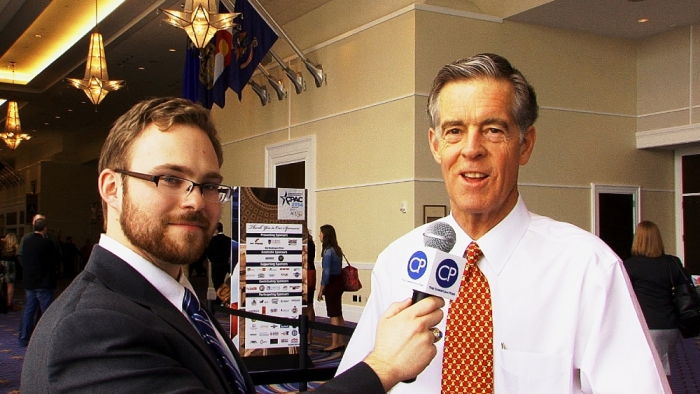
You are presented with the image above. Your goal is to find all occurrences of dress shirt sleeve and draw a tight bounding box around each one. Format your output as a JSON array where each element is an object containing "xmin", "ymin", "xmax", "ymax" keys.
[
  {"xmin": 577, "ymin": 259, "xmax": 671, "ymax": 393},
  {"xmin": 336, "ymin": 250, "xmax": 389, "ymax": 375}
]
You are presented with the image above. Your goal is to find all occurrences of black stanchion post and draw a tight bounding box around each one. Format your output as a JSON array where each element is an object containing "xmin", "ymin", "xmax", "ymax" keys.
[{"xmin": 299, "ymin": 314, "xmax": 309, "ymax": 392}]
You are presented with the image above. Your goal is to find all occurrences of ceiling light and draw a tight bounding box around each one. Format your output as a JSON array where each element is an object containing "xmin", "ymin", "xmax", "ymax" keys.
[
  {"xmin": 1, "ymin": 63, "xmax": 31, "ymax": 150},
  {"xmin": 161, "ymin": 0, "xmax": 239, "ymax": 49},
  {"xmin": 1, "ymin": 101, "xmax": 31, "ymax": 150},
  {"xmin": 0, "ymin": 0, "xmax": 125, "ymax": 84},
  {"xmin": 637, "ymin": 18, "xmax": 650, "ymax": 23},
  {"xmin": 67, "ymin": 0, "xmax": 125, "ymax": 106}
]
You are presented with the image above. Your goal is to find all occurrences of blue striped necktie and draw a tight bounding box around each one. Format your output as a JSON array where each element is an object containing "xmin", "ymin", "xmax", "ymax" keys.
[{"xmin": 182, "ymin": 287, "xmax": 247, "ymax": 394}]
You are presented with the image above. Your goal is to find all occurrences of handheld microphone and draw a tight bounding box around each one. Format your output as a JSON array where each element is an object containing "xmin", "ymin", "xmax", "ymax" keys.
[
  {"xmin": 400, "ymin": 221, "xmax": 465, "ymax": 383},
  {"xmin": 411, "ymin": 221, "xmax": 459, "ymax": 304},
  {"xmin": 401, "ymin": 221, "xmax": 465, "ymax": 303}
]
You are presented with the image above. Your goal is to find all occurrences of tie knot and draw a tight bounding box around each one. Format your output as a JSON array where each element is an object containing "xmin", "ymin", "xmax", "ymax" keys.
[{"xmin": 464, "ymin": 241, "xmax": 483, "ymax": 266}]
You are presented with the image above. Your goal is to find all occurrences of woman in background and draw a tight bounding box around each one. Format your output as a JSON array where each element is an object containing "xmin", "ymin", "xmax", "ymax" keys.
[
  {"xmin": 317, "ymin": 224, "xmax": 345, "ymax": 352},
  {"xmin": 304, "ymin": 230, "xmax": 317, "ymax": 344},
  {"xmin": 1, "ymin": 233, "xmax": 19, "ymax": 311},
  {"xmin": 624, "ymin": 220, "xmax": 685, "ymax": 376}
]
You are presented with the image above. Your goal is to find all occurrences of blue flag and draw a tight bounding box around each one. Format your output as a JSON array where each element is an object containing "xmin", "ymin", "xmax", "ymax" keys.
[
  {"xmin": 229, "ymin": 0, "xmax": 278, "ymax": 99},
  {"xmin": 182, "ymin": 2, "xmax": 235, "ymax": 109}
]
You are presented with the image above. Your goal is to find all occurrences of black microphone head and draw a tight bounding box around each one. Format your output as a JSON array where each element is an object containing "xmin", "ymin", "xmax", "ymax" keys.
[{"xmin": 423, "ymin": 221, "xmax": 457, "ymax": 252}]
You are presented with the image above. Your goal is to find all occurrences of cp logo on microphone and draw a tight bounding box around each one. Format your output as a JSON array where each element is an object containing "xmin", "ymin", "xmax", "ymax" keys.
[
  {"xmin": 407, "ymin": 251, "xmax": 428, "ymax": 280},
  {"xmin": 435, "ymin": 259, "xmax": 460, "ymax": 288}
]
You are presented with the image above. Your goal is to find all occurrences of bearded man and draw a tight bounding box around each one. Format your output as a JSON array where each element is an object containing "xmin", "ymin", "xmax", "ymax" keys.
[{"xmin": 22, "ymin": 97, "xmax": 444, "ymax": 394}]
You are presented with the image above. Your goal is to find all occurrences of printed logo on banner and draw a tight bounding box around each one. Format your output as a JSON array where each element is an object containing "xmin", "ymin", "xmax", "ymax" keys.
[{"xmin": 278, "ymin": 188, "xmax": 305, "ymax": 220}]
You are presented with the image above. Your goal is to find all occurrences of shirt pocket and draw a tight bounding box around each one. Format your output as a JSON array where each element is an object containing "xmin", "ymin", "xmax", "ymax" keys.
[{"xmin": 496, "ymin": 348, "xmax": 573, "ymax": 393}]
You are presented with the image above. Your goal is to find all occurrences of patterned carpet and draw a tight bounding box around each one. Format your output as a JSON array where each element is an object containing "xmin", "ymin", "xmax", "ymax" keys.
[{"xmin": 0, "ymin": 277, "xmax": 347, "ymax": 394}]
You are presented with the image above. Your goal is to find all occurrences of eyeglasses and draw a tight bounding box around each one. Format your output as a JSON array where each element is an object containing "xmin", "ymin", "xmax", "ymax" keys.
[{"xmin": 114, "ymin": 169, "xmax": 233, "ymax": 203}]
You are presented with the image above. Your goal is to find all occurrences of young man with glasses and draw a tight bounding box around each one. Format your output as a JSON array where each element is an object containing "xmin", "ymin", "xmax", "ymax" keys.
[{"xmin": 22, "ymin": 97, "xmax": 444, "ymax": 393}]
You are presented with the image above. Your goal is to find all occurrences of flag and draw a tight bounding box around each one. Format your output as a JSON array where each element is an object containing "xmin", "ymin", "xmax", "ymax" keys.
[
  {"xmin": 182, "ymin": 2, "xmax": 235, "ymax": 109},
  {"xmin": 229, "ymin": 0, "xmax": 278, "ymax": 99}
]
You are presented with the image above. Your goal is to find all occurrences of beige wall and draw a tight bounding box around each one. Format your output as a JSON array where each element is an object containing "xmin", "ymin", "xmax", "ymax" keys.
[
  {"xmin": 208, "ymin": 2, "xmax": 683, "ymax": 310},
  {"xmin": 0, "ymin": 160, "xmax": 100, "ymax": 245},
  {"xmin": 638, "ymin": 25, "xmax": 699, "ymax": 131},
  {"xmin": 0, "ymin": 1, "xmax": 695, "ymax": 311}
]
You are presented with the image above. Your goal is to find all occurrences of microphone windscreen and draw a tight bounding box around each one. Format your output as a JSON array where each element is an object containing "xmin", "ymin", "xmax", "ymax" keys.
[{"xmin": 423, "ymin": 221, "xmax": 456, "ymax": 252}]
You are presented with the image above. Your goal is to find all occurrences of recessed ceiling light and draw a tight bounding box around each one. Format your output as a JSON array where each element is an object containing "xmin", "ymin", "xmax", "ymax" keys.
[
  {"xmin": 638, "ymin": 18, "xmax": 650, "ymax": 23},
  {"xmin": 67, "ymin": 109, "xmax": 73, "ymax": 112},
  {"xmin": 138, "ymin": 67, "xmax": 145, "ymax": 70},
  {"xmin": 168, "ymin": 48, "xmax": 176, "ymax": 52},
  {"xmin": 55, "ymin": 116, "xmax": 60, "ymax": 119},
  {"xmin": 0, "ymin": 0, "xmax": 126, "ymax": 84},
  {"xmin": 35, "ymin": 34, "xmax": 42, "ymax": 38}
]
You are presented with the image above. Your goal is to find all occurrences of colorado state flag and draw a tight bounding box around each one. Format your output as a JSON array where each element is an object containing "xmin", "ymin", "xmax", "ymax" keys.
[{"xmin": 182, "ymin": 2, "xmax": 235, "ymax": 109}]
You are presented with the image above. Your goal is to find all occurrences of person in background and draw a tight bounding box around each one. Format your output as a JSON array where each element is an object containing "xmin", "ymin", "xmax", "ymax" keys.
[
  {"xmin": 1, "ymin": 232, "xmax": 19, "ymax": 311},
  {"xmin": 624, "ymin": 220, "xmax": 685, "ymax": 376},
  {"xmin": 79, "ymin": 238, "xmax": 93, "ymax": 270},
  {"xmin": 317, "ymin": 224, "xmax": 345, "ymax": 352},
  {"xmin": 207, "ymin": 222, "xmax": 232, "ymax": 291},
  {"xmin": 18, "ymin": 213, "xmax": 45, "ymax": 259},
  {"xmin": 61, "ymin": 236, "xmax": 81, "ymax": 278},
  {"xmin": 338, "ymin": 53, "xmax": 669, "ymax": 393},
  {"xmin": 305, "ymin": 230, "xmax": 317, "ymax": 344},
  {"xmin": 18, "ymin": 218, "xmax": 59, "ymax": 347},
  {"xmin": 22, "ymin": 97, "xmax": 445, "ymax": 394}
]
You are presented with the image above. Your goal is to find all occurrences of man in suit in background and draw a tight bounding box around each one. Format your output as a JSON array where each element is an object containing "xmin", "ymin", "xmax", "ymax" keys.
[
  {"xmin": 18, "ymin": 218, "xmax": 58, "ymax": 346},
  {"xmin": 22, "ymin": 97, "xmax": 444, "ymax": 393},
  {"xmin": 208, "ymin": 221, "xmax": 232, "ymax": 291}
]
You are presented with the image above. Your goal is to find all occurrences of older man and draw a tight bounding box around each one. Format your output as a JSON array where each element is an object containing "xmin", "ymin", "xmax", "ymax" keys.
[
  {"xmin": 338, "ymin": 54, "xmax": 669, "ymax": 393},
  {"xmin": 22, "ymin": 97, "xmax": 444, "ymax": 393}
]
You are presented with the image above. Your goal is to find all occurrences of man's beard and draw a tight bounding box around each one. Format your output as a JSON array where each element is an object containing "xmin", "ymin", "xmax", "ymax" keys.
[{"xmin": 120, "ymin": 190, "xmax": 212, "ymax": 266}]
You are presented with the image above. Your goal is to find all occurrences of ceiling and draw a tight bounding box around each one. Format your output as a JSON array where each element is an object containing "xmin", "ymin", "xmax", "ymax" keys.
[{"xmin": 0, "ymin": 0, "xmax": 699, "ymax": 166}]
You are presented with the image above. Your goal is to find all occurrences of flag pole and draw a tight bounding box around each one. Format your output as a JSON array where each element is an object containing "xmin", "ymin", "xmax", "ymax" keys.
[{"xmin": 221, "ymin": 0, "xmax": 325, "ymax": 87}]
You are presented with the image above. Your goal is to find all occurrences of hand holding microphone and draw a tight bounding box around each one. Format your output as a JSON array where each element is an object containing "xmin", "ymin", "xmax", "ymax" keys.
[{"xmin": 363, "ymin": 296, "xmax": 445, "ymax": 391}]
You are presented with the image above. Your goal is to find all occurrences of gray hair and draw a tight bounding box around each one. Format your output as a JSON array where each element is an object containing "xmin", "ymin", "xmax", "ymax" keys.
[{"xmin": 427, "ymin": 53, "xmax": 538, "ymax": 142}]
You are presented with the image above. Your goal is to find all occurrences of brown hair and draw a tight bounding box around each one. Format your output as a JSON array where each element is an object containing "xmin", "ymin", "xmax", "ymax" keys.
[
  {"xmin": 630, "ymin": 220, "xmax": 664, "ymax": 258},
  {"xmin": 320, "ymin": 224, "xmax": 343, "ymax": 258},
  {"xmin": 97, "ymin": 97, "xmax": 224, "ymax": 228}
]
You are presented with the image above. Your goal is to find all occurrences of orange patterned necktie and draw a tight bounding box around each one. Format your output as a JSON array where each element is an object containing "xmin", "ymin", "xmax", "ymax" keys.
[{"xmin": 441, "ymin": 241, "xmax": 493, "ymax": 393}]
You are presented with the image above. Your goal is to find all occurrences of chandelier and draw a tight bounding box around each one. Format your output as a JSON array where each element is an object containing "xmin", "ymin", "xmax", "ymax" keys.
[
  {"xmin": 67, "ymin": 0, "xmax": 124, "ymax": 105},
  {"xmin": 161, "ymin": 0, "xmax": 239, "ymax": 49},
  {"xmin": 1, "ymin": 63, "xmax": 31, "ymax": 150}
]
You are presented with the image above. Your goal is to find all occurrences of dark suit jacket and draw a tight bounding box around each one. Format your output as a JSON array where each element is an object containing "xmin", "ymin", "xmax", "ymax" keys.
[
  {"xmin": 20, "ymin": 232, "xmax": 58, "ymax": 289},
  {"xmin": 207, "ymin": 233, "xmax": 232, "ymax": 290},
  {"xmin": 22, "ymin": 245, "xmax": 384, "ymax": 394}
]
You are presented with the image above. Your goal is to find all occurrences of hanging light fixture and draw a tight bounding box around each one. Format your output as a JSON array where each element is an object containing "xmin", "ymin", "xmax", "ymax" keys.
[
  {"xmin": 161, "ymin": 0, "xmax": 239, "ymax": 49},
  {"xmin": 1, "ymin": 63, "xmax": 31, "ymax": 150},
  {"xmin": 66, "ymin": 0, "xmax": 124, "ymax": 106}
]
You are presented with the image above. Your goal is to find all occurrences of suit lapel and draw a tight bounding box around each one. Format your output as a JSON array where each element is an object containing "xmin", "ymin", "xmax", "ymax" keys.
[{"xmin": 85, "ymin": 246, "xmax": 241, "ymax": 393}]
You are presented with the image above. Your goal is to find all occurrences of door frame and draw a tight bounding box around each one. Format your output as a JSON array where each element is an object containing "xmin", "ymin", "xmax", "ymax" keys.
[
  {"xmin": 675, "ymin": 146, "xmax": 700, "ymax": 263},
  {"xmin": 590, "ymin": 183, "xmax": 641, "ymax": 237},
  {"xmin": 265, "ymin": 136, "xmax": 316, "ymax": 233}
]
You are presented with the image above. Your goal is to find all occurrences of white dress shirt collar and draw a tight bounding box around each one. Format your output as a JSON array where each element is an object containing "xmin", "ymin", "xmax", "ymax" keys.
[{"xmin": 447, "ymin": 195, "xmax": 530, "ymax": 275}]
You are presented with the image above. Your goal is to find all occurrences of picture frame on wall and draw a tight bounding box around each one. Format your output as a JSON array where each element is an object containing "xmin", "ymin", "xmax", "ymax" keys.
[{"xmin": 423, "ymin": 205, "xmax": 447, "ymax": 224}]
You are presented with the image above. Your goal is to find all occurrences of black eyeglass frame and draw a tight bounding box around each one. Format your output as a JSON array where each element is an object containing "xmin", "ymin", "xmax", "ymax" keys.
[{"xmin": 114, "ymin": 169, "xmax": 233, "ymax": 203}]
